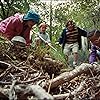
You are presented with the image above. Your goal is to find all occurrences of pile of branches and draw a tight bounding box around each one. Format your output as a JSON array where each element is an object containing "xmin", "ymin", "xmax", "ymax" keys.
[
  {"xmin": 0, "ymin": 40, "xmax": 64, "ymax": 77},
  {"xmin": 49, "ymin": 63, "xmax": 100, "ymax": 100},
  {"xmin": 0, "ymin": 39, "xmax": 100, "ymax": 100},
  {"xmin": 0, "ymin": 39, "xmax": 63, "ymax": 99}
]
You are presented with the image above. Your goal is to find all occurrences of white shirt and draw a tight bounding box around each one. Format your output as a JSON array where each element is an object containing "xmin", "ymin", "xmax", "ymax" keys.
[{"xmin": 36, "ymin": 32, "xmax": 51, "ymax": 43}]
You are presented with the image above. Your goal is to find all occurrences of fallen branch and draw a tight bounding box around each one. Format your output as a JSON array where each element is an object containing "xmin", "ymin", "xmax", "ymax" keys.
[
  {"xmin": 0, "ymin": 61, "xmax": 10, "ymax": 69},
  {"xmin": 25, "ymin": 85, "xmax": 54, "ymax": 100},
  {"xmin": 0, "ymin": 66, "xmax": 13, "ymax": 80},
  {"xmin": 46, "ymin": 63, "xmax": 100, "ymax": 89},
  {"xmin": 0, "ymin": 75, "xmax": 46, "ymax": 85},
  {"xmin": 53, "ymin": 80, "xmax": 87, "ymax": 99},
  {"xmin": 0, "ymin": 84, "xmax": 54, "ymax": 100}
]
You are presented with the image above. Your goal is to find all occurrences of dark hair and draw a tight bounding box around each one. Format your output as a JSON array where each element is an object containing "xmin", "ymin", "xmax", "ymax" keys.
[
  {"xmin": 87, "ymin": 29, "xmax": 100, "ymax": 38},
  {"xmin": 66, "ymin": 20, "xmax": 75, "ymax": 27}
]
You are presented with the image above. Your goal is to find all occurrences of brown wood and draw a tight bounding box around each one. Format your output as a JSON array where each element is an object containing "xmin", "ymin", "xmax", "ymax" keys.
[
  {"xmin": 47, "ymin": 63, "xmax": 100, "ymax": 89},
  {"xmin": 25, "ymin": 85, "xmax": 54, "ymax": 100},
  {"xmin": 53, "ymin": 80, "xmax": 86, "ymax": 99}
]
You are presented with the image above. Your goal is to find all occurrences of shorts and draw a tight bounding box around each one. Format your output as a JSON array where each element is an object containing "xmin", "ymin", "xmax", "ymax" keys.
[{"xmin": 63, "ymin": 42, "xmax": 79, "ymax": 55}]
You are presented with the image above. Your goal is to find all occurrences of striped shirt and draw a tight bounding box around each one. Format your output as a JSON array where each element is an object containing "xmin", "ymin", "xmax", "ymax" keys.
[{"xmin": 65, "ymin": 28, "xmax": 78, "ymax": 44}]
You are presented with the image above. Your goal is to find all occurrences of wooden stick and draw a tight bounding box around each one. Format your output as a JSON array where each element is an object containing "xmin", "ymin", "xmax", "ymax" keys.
[
  {"xmin": 48, "ymin": 74, "xmax": 54, "ymax": 93},
  {"xmin": 46, "ymin": 63, "xmax": 100, "ymax": 89}
]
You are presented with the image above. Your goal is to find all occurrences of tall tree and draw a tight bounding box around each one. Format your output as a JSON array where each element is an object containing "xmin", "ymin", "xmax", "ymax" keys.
[{"xmin": 49, "ymin": 0, "xmax": 53, "ymax": 40}]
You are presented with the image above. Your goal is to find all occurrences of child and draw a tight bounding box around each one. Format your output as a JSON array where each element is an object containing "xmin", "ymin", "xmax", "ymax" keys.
[
  {"xmin": 34, "ymin": 22, "xmax": 51, "ymax": 47},
  {"xmin": 59, "ymin": 20, "xmax": 87, "ymax": 67},
  {"xmin": 0, "ymin": 10, "xmax": 40, "ymax": 46},
  {"xmin": 88, "ymin": 30, "xmax": 100, "ymax": 64}
]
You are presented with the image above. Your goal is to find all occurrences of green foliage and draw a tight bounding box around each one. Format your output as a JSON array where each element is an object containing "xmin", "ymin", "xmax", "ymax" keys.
[
  {"xmin": 31, "ymin": 32, "xmax": 67, "ymax": 66},
  {"xmin": 0, "ymin": 0, "xmax": 38, "ymax": 20},
  {"xmin": 48, "ymin": 45, "xmax": 67, "ymax": 64},
  {"xmin": 32, "ymin": 0, "xmax": 100, "ymax": 41},
  {"xmin": 1, "ymin": 0, "xmax": 100, "ymax": 66}
]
